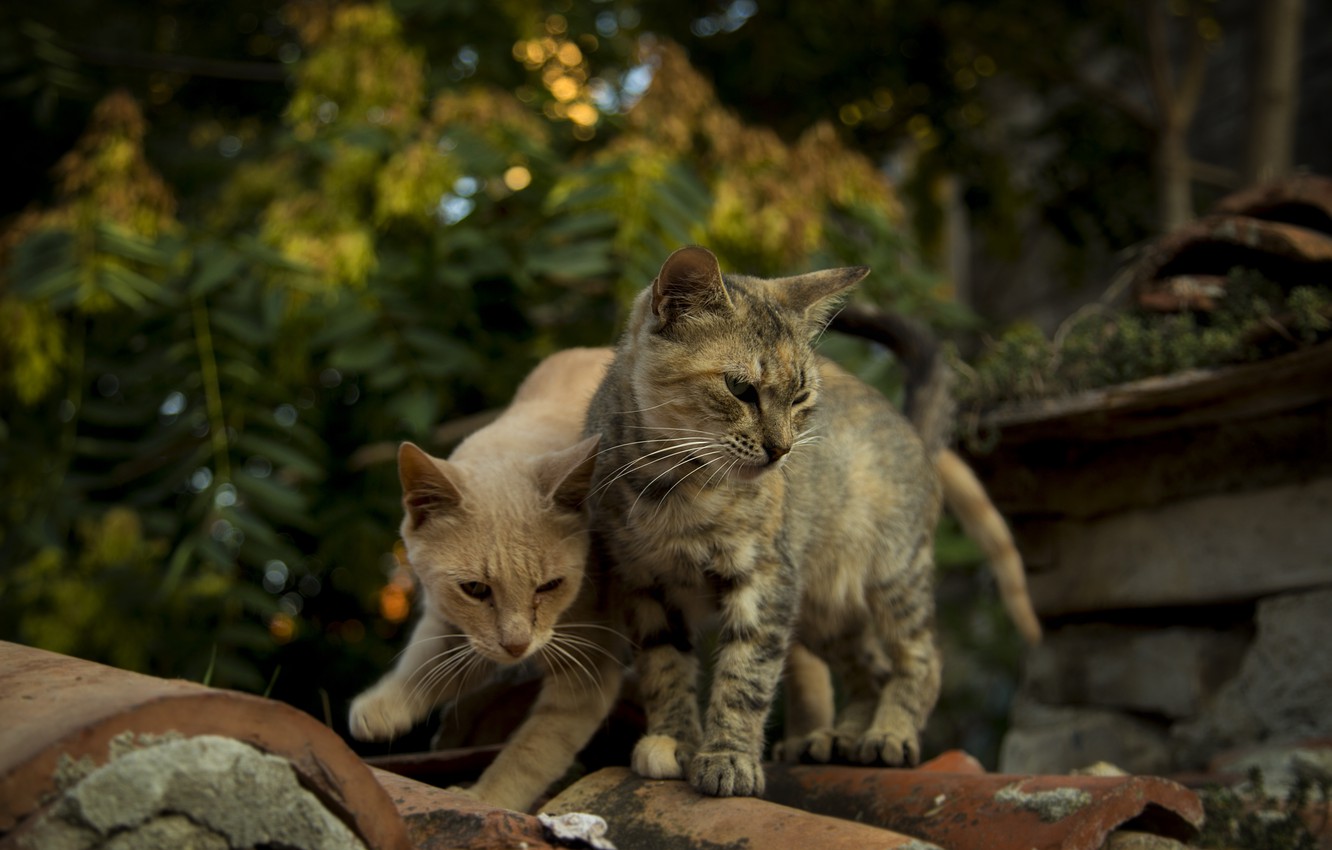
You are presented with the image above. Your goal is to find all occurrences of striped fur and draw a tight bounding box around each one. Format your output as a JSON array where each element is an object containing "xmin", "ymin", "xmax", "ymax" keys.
[
  {"xmin": 829, "ymin": 304, "xmax": 1041, "ymax": 645},
  {"xmin": 585, "ymin": 247, "xmax": 943, "ymax": 797}
]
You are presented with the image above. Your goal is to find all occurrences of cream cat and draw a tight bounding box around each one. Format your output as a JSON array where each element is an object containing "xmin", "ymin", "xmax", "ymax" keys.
[
  {"xmin": 584, "ymin": 246, "xmax": 945, "ymax": 797},
  {"xmin": 348, "ymin": 347, "xmax": 626, "ymax": 812}
]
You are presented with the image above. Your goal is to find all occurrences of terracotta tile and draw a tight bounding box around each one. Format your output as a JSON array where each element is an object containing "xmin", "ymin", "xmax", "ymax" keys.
[
  {"xmin": 919, "ymin": 749, "xmax": 986, "ymax": 774},
  {"xmin": 762, "ymin": 764, "xmax": 1204, "ymax": 850},
  {"xmin": 0, "ymin": 640, "xmax": 409, "ymax": 850},
  {"xmin": 372, "ymin": 767, "xmax": 558, "ymax": 850},
  {"xmin": 542, "ymin": 767, "xmax": 945, "ymax": 849}
]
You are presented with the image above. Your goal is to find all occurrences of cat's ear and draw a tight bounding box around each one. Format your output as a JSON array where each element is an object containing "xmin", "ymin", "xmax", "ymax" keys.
[
  {"xmin": 777, "ymin": 265, "xmax": 871, "ymax": 335},
  {"xmin": 537, "ymin": 434, "xmax": 601, "ymax": 512},
  {"xmin": 651, "ymin": 246, "xmax": 733, "ymax": 331},
  {"xmin": 398, "ymin": 442, "xmax": 463, "ymax": 528}
]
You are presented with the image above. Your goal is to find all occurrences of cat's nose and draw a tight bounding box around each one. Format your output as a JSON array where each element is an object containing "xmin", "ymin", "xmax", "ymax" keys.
[
  {"xmin": 502, "ymin": 640, "xmax": 530, "ymax": 658},
  {"xmin": 765, "ymin": 443, "xmax": 789, "ymax": 462}
]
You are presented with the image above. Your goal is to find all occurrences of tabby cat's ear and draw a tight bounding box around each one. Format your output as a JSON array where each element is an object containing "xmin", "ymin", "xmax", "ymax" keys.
[
  {"xmin": 398, "ymin": 442, "xmax": 463, "ymax": 528},
  {"xmin": 777, "ymin": 265, "xmax": 871, "ymax": 335},
  {"xmin": 651, "ymin": 246, "xmax": 733, "ymax": 331},
  {"xmin": 537, "ymin": 434, "xmax": 601, "ymax": 512}
]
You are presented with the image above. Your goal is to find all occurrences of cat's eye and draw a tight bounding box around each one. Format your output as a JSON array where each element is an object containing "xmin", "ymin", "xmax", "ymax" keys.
[
  {"xmin": 725, "ymin": 374, "xmax": 759, "ymax": 404},
  {"xmin": 792, "ymin": 391, "xmax": 811, "ymax": 406},
  {"xmin": 536, "ymin": 577, "xmax": 564, "ymax": 593},
  {"xmin": 459, "ymin": 581, "xmax": 491, "ymax": 600}
]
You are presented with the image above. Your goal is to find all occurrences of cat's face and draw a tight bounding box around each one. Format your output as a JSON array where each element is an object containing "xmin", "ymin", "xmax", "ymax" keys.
[
  {"xmin": 628, "ymin": 246, "xmax": 868, "ymax": 481},
  {"xmin": 396, "ymin": 438, "xmax": 597, "ymax": 666}
]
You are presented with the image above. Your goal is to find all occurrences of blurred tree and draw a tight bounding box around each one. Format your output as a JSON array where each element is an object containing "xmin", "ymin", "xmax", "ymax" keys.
[
  {"xmin": 1, "ymin": 0, "xmax": 944, "ymax": 738},
  {"xmin": 635, "ymin": 0, "xmax": 1257, "ymax": 265}
]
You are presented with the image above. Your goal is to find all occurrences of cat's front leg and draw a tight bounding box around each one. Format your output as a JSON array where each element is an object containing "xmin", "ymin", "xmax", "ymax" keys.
[
  {"xmin": 466, "ymin": 648, "xmax": 624, "ymax": 811},
  {"xmin": 626, "ymin": 589, "xmax": 702, "ymax": 780},
  {"xmin": 349, "ymin": 611, "xmax": 474, "ymax": 741},
  {"xmin": 689, "ymin": 568, "xmax": 795, "ymax": 797}
]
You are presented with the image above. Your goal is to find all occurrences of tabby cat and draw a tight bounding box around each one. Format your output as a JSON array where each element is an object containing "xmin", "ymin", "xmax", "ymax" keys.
[
  {"xmin": 584, "ymin": 246, "xmax": 944, "ymax": 797},
  {"xmin": 348, "ymin": 347, "xmax": 625, "ymax": 812}
]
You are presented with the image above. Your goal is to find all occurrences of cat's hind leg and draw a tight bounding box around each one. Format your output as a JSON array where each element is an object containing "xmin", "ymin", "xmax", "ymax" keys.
[
  {"xmin": 795, "ymin": 627, "xmax": 886, "ymax": 763},
  {"xmin": 851, "ymin": 547, "xmax": 941, "ymax": 766},
  {"xmin": 772, "ymin": 641, "xmax": 834, "ymax": 762}
]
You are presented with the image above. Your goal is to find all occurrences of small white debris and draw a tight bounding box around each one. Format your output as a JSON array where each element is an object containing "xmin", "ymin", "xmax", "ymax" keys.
[{"xmin": 537, "ymin": 811, "xmax": 617, "ymax": 850}]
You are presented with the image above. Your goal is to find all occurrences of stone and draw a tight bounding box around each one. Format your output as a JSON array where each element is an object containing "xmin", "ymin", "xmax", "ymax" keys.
[
  {"xmin": 1027, "ymin": 478, "xmax": 1332, "ymax": 616},
  {"xmin": 1022, "ymin": 625, "xmax": 1249, "ymax": 719},
  {"xmin": 17, "ymin": 735, "xmax": 366, "ymax": 850},
  {"xmin": 1174, "ymin": 589, "xmax": 1332, "ymax": 766},
  {"xmin": 999, "ymin": 699, "xmax": 1173, "ymax": 776}
]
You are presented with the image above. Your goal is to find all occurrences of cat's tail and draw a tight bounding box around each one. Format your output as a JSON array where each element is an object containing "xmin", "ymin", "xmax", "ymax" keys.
[{"xmin": 829, "ymin": 305, "xmax": 1042, "ymax": 645}]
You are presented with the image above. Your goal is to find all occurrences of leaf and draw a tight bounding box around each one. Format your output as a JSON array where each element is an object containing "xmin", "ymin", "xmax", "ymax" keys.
[
  {"xmin": 233, "ymin": 432, "xmax": 324, "ymax": 481},
  {"xmin": 191, "ymin": 244, "xmax": 246, "ymax": 297},
  {"xmin": 329, "ymin": 336, "xmax": 395, "ymax": 373},
  {"xmin": 387, "ymin": 386, "xmax": 439, "ymax": 436},
  {"xmin": 232, "ymin": 470, "xmax": 311, "ymax": 529},
  {"xmin": 94, "ymin": 223, "xmax": 172, "ymax": 266},
  {"xmin": 525, "ymin": 240, "xmax": 615, "ymax": 280},
  {"xmin": 210, "ymin": 307, "xmax": 270, "ymax": 349},
  {"xmin": 100, "ymin": 263, "xmax": 164, "ymax": 308}
]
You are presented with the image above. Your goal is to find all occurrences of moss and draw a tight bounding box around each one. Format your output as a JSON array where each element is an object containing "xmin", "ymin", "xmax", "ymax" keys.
[
  {"xmin": 959, "ymin": 270, "xmax": 1332, "ymax": 414},
  {"xmin": 1195, "ymin": 768, "xmax": 1328, "ymax": 850}
]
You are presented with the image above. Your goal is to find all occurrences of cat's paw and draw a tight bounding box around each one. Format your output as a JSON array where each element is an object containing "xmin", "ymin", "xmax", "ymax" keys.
[
  {"xmin": 631, "ymin": 734, "xmax": 689, "ymax": 779},
  {"xmin": 688, "ymin": 749, "xmax": 765, "ymax": 797},
  {"xmin": 795, "ymin": 729, "xmax": 838, "ymax": 763},
  {"xmin": 849, "ymin": 712, "xmax": 921, "ymax": 766},
  {"xmin": 348, "ymin": 684, "xmax": 418, "ymax": 741}
]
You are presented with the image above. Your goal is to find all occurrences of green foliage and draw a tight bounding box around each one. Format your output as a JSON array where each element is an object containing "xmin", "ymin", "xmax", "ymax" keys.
[
  {"xmin": 1196, "ymin": 769, "xmax": 1329, "ymax": 850},
  {"xmin": 960, "ymin": 271, "xmax": 1332, "ymax": 411},
  {"xmin": 0, "ymin": 1, "xmax": 939, "ymax": 725}
]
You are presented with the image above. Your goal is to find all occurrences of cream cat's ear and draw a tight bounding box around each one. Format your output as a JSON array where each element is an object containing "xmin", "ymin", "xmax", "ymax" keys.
[
  {"xmin": 651, "ymin": 245, "xmax": 733, "ymax": 330},
  {"xmin": 537, "ymin": 434, "xmax": 600, "ymax": 512},
  {"xmin": 777, "ymin": 265, "xmax": 871, "ymax": 335},
  {"xmin": 398, "ymin": 442, "xmax": 463, "ymax": 528}
]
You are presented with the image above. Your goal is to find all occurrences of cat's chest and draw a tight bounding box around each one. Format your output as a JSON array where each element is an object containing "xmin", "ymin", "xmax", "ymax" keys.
[{"xmin": 615, "ymin": 485, "xmax": 772, "ymax": 581}]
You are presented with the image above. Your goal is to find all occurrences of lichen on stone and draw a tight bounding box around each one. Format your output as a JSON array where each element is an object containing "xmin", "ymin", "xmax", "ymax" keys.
[
  {"xmin": 23, "ymin": 734, "xmax": 367, "ymax": 850},
  {"xmin": 994, "ymin": 783, "xmax": 1093, "ymax": 822}
]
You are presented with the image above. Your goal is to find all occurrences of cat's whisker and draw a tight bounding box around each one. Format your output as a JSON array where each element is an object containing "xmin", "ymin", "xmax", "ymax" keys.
[
  {"xmin": 542, "ymin": 640, "xmax": 598, "ymax": 696},
  {"xmin": 552, "ymin": 630, "xmax": 631, "ymax": 667},
  {"xmin": 591, "ymin": 442, "xmax": 717, "ymax": 502},
  {"xmin": 390, "ymin": 633, "xmax": 470, "ymax": 665},
  {"xmin": 628, "ymin": 450, "xmax": 723, "ymax": 517},
  {"xmin": 406, "ymin": 643, "xmax": 476, "ymax": 704},
  {"xmin": 699, "ymin": 454, "xmax": 737, "ymax": 491},
  {"xmin": 559, "ymin": 622, "xmax": 638, "ymax": 648},
  {"xmin": 657, "ymin": 450, "xmax": 726, "ymax": 504},
  {"xmin": 553, "ymin": 638, "xmax": 606, "ymax": 689},
  {"xmin": 402, "ymin": 642, "xmax": 472, "ymax": 691},
  {"xmin": 813, "ymin": 304, "xmax": 847, "ymax": 347},
  {"xmin": 625, "ymin": 425, "xmax": 724, "ymax": 437},
  {"xmin": 594, "ymin": 437, "xmax": 715, "ymax": 479},
  {"xmin": 608, "ymin": 398, "xmax": 684, "ymax": 416}
]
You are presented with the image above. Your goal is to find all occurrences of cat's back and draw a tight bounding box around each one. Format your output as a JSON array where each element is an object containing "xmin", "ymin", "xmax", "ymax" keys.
[
  {"xmin": 455, "ymin": 347, "xmax": 612, "ymax": 465},
  {"xmin": 512, "ymin": 347, "xmax": 614, "ymax": 408},
  {"xmin": 792, "ymin": 357, "xmax": 939, "ymax": 520}
]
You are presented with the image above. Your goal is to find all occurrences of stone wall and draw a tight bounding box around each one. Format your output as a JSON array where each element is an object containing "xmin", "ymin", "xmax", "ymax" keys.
[{"xmin": 964, "ymin": 344, "xmax": 1332, "ymax": 775}]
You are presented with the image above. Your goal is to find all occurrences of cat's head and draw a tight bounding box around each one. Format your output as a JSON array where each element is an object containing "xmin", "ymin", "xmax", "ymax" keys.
[
  {"xmin": 395, "ymin": 436, "xmax": 599, "ymax": 665},
  {"xmin": 627, "ymin": 245, "xmax": 868, "ymax": 480}
]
